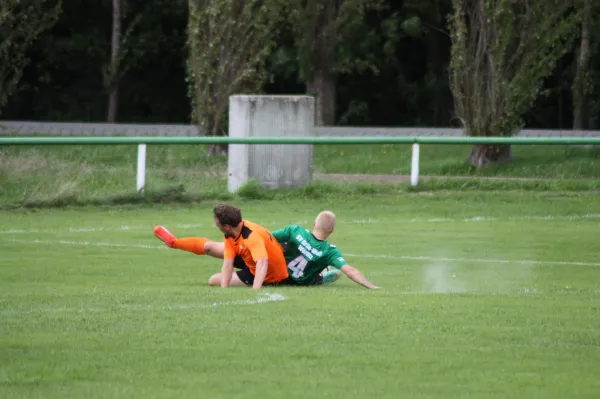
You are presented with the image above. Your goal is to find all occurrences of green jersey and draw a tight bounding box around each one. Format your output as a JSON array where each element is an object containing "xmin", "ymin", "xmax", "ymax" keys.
[{"xmin": 271, "ymin": 225, "xmax": 348, "ymax": 283}]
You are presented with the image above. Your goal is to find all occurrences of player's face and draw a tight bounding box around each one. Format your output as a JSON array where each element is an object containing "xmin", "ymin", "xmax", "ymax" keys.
[{"xmin": 214, "ymin": 217, "xmax": 233, "ymax": 237}]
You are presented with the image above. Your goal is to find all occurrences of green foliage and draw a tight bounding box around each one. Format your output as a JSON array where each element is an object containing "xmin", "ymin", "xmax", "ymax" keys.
[
  {"xmin": 400, "ymin": 16, "xmax": 423, "ymax": 38},
  {"xmin": 286, "ymin": 0, "xmax": 383, "ymax": 81},
  {"xmin": 0, "ymin": 0, "xmax": 61, "ymax": 113},
  {"xmin": 186, "ymin": 0, "xmax": 282, "ymax": 136},
  {"xmin": 572, "ymin": 0, "xmax": 600, "ymax": 128},
  {"xmin": 0, "ymin": 0, "xmax": 594, "ymax": 130},
  {"xmin": 335, "ymin": 0, "xmax": 455, "ymax": 126},
  {"xmin": 235, "ymin": 179, "xmax": 271, "ymax": 200},
  {"xmin": 449, "ymin": 0, "xmax": 580, "ymax": 137}
]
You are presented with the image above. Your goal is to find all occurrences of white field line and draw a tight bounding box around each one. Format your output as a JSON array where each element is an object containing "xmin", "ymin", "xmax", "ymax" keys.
[
  {"xmin": 0, "ymin": 223, "xmax": 206, "ymax": 235},
  {"xmin": 1, "ymin": 213, "xmax": 598, "ymax": 235},
  {"xmin": 0, "ymin": 213, "xmax": 600, "ymax": 235},
  {"xmin": 0, "ymin": 293, "xmax": 286, "ymax": 316},
  {"xmin": 3, "ymin": 238, "xmax": 600, "ymax": 268},
  {"xmin": 1, "ymin": 238, "xmax": 167, "ymax": 250},
  {"xmin": 345, "ymin": 213, "xmax": 600, "ymax": 224},
  {"xmin": 344, "ymin": 253, "xmax": 600, "ymax": 268}
]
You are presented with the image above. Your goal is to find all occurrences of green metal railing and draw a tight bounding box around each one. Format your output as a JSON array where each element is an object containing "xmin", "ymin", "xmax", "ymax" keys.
[{"xmin": 1, "ymin": 136, "xmax": 600, "ymax": 145}]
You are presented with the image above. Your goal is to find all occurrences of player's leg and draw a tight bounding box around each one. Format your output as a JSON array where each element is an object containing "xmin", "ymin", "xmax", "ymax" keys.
[
  {"xmin": 289, "ymin": 269, "xmax": 341, "ymax": 286},
  {"xmin": 201, "ymin": 241, "xmax": 224, "ymax": 258},
  {"xmin": 208, "ymin": 271, "xmax": 248, "ymax": 286},
  {"xmin": 322, "ymin": 268, "xmax": 341, "ymax": 284},
  {"xmin": 154, "ymin": 226, "xmax": 224, "ymax": 258},
  {"xmin": 208, "ymin": 264, "xmax": 253, "ymax": 287}
]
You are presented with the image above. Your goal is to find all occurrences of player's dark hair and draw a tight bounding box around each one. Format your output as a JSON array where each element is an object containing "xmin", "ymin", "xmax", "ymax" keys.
[{"xmin": 213, "ymin": 204, "xmax": 242, "ymax": 226}]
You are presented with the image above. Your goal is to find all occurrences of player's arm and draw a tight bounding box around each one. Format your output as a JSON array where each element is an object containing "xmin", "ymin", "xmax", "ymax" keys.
[
  {"xmin": 247, "ymin": 235, "xmax": 269, "ymax": 289},
  {"xmin": 220, "ymin": 258, "xmax": 235, "ymax": 288},
  {"xmin": 340, "ymin": 264, "xmax": 381, "ymax": 289},
  {"xmin": 329, "ymin": 249, "xmax": 381, "ymax": 289},
  {"xmin": 253, "ymin": 258, "xmax": 269, "ymax": 289},
  {"xmin": 221, "ymin": 239, "xmax": 236, "ymax": 288}
]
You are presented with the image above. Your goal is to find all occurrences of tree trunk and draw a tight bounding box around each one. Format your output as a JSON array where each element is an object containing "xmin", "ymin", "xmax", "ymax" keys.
[
  {"xmin": 107, "ymin": 0, "xmax": 121, "ymax": 123},
  {"xmin": 207, "ymin": 118, "xmax": 228, "ymax": 156},
  {"xmin": 310, "ymin": 69, "xmax": 336, "ymax": 126},
  {"xmin": 558, "ymin": 86, "xmax": 564, "ymax": 128},
  {"xmin": 467, "ymin": 144, "xmax": 512, "ymax": 168},
  {"xmin": 590, "ymin": 114, "xmax": 598, "ymax": 130},
  {"xmin": 573, "ymin": 0, "xmax": 591, "ymax": 130},
  {"xmin": 425, "ymin": 0, "xmax": 449, "ymax": 125},
  {"xmin": 307, "ymin": 0, "xmax": 337, "ymax": 126},
  {"xmin": 107, "ymin": 83, "xmax": 119, "ymax": 123}
]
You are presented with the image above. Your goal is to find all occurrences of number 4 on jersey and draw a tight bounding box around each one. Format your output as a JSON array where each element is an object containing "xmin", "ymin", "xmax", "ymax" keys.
[{"xmin": 288, "ymin": 256, "xmax": 309, "ymax": 278}]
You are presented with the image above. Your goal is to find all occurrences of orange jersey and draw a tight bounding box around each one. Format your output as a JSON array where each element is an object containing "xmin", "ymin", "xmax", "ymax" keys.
[{"xmin": 223, "ymin": 220, "xmax": 289, "ymax": 283}]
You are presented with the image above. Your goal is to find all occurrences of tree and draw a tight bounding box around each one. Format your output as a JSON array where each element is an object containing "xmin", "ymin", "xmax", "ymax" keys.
[
  {"xmin": 573, "ymin": 0, "xmax": 599, "ymax": 130},
  {"xmin": 106, "ymin": 0, "xmax": 121, "ymax": 122},
  {"xmin": 287, "ymin": 0, "xmax": 382, "ymax": 126},
  {"xmin": 1, "ymin": 0, "xmax": 190, "ymax": 123},
  {"xmin": 105, "ymin": 0, "xmax": 144, "ymax": 123},
  {"xmin": 449, "ymin": 0, "xmax": 579, "ymax": 167},
  {"xmin": 395, "ymin": 0, "xmax": 454, "ymax": 126},
  {"xmin": 187, "ymin": 0, "xmax": 281, "ymax": 155},
  {"xmin": 0, "ymin": 0, "xmax": 61, "ymax": 114}
]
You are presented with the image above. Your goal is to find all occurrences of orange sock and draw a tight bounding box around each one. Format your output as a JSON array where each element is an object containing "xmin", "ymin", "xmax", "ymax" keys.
[{"xmin": 172, "ymin": 237, "xmax": 209, "ymax": 255}]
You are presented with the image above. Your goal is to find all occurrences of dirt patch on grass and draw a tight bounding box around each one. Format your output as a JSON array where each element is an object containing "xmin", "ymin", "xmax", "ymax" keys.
[{"xmin": 314, "ymin": 173, "xmax": 546, "ymax": 183}]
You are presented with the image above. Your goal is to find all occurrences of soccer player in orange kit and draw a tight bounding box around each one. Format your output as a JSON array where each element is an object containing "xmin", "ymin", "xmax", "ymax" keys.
[{"xmin": 154, "ymin": 204, "xmax": 288, "ymax": 289}]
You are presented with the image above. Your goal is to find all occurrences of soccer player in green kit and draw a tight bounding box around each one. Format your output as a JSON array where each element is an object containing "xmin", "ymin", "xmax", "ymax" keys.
[{"xmin": 272, "ymin": 211, "xmax": 381, "ymax": 289}]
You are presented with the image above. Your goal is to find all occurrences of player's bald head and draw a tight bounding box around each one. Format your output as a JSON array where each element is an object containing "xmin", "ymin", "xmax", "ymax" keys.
[{"xmin": 314, "ymin": 210, "xmax": 336, "ymax": 234}]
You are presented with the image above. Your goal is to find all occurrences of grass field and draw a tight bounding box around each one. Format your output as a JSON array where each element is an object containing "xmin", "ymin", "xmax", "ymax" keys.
[
  {"xmin": 2, "ymin": 193, "xmax": 600, "ymax": 398},
  {"xmin": 1, "ymin": 143, "xmax": 599, "ymax": 206}
]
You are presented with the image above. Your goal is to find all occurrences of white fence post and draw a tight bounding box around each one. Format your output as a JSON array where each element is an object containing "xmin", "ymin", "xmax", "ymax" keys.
[
  {"xmin": 410, "ymin": 143, "xmax": 420, "ymax": 187},
  {"xmin": 137, "ymin": 144, "xmax": 146, "ymax": 195}
]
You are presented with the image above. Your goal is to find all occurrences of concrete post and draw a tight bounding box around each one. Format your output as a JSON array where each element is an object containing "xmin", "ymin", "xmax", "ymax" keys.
[{"xmin": 228, "ymin": 95, "xmax": 314, "ymax": 193}]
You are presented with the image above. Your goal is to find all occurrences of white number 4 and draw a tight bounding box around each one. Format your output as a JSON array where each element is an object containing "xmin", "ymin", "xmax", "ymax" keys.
[{"xmin": 288, "ymin": 256, "xmax": 308, "ymax": 278}]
